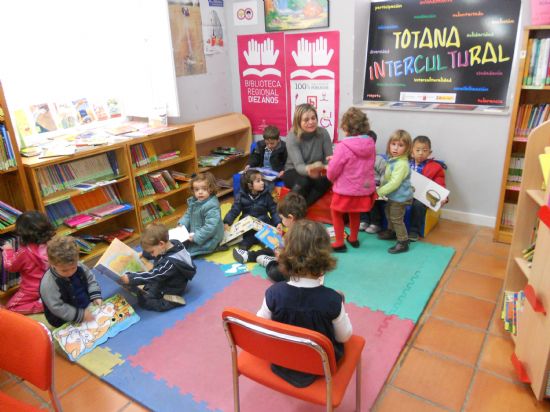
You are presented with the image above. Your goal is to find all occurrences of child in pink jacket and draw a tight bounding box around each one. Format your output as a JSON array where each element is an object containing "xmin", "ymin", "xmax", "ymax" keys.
[
  {"xmin": 3, "ymin": 211, "xmax": 55, "ymax": 314},
  {"xmin": 327, "ymin": 108, "xmax": 376, "ymax": 252}
]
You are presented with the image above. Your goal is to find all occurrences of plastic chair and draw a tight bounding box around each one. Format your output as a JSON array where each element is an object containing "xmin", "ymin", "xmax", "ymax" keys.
[
  {"xmin": 222, "ymin": 307, "xmax": 365, "ymax": 411},
  {"xmin": 0, "ymin": 309, "xmax": 62, "ymax": 411}
]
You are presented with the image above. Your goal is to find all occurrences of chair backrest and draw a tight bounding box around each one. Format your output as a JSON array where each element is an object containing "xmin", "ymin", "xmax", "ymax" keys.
[
  {"xmin": 0, "ymin": 309, "xmax": 55, "ymax": 391},
  {"xmin": 222, "ymin": 307, "xmax": 338, "ymax": 376}
]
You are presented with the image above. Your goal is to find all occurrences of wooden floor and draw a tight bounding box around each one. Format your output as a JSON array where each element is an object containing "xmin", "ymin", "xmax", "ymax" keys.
[{"xmin": 2, "ymin": 219, "xmax": 550, "ymax": 411}]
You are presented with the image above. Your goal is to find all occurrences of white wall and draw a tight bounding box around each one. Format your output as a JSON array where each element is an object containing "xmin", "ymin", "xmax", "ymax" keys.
[{"xmin": 222, "ymin": 0, "xmax": 530, "ymax": 227}]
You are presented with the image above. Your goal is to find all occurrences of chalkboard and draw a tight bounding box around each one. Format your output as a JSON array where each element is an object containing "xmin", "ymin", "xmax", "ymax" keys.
[{"xmin": 363, "ymin": 0, "xmax": 521, "ymax": 106}]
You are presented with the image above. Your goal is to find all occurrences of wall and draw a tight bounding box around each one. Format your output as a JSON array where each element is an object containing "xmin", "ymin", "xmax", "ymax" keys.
[{"xmin": 223, "ymin": 0, "xmax": 530, "ymax": 227}]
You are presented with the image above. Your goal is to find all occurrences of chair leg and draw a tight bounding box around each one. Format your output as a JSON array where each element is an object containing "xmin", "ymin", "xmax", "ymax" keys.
[
  {"xmin": 230, "ymin": 351, "xmax": 240, "ymax": 412},
  {"xmin": 355, "ymin": 356, "xmax": 362, "ymax": 412}
]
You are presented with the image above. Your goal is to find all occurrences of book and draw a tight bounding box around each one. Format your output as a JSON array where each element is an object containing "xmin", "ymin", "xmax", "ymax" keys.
[
  {"xmin": 250, "ymin": 167, "xmax": 279, "ymax": 182},
  {"xmin": 170, "ymin": 171, "xmax": 193, "ymax": 182},
  {"xmin": 101, "ymin": 228, "xmax": 135, "ymax": 243},
  {"xmin": 198, "ymin": 155, "xmax": 225, "ymax": 167},
  {"xmin": 433, "ymin": 104, "xmax": 477, "ymax": 110},
  {"xmin": 221, "ymin": 263, "xmax": 249, "ymax": 277},
  {"xmin": 221, "ymin": 215, "xmax": 262, "ymax": 245},
  {"xmin": 410, "ymin": 170, "xmax": 450, "ymax": 211},
  {"xmin": 211, "ymin": 146, "xmax": 244, "ymax": 156},
  {"xmin": 94, "ymin": 238, "xmax": 152, "ymax": 283},
  {"xmin": 539, "ymin": 150, "xmax": 550, "ymax": 190},
  {"xmin": 169, "ymin": 225, "xmax": 190, "ymax": 242},
  {"xmin": 52, "ymin": 294, "xmax": 140, "ymax": 361},
  {"xmin": 255, "ymin": 223, "xmax": 283, "ymax": 250}
]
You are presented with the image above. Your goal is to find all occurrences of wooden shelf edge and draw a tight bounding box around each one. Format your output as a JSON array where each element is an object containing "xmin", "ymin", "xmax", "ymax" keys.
[
  {"xmin": 134, "ymin": 154, "xmax": 195, "ymax": 176},
  {"xmin": 514, "ymin": 257, "xmax": 532, "ymax": 280},
  {"xmin": 138, "ymin": 183, "xmax": 190, "ymax": 206},
  {"xmin": 0, "ymin": 224, "xmax": 16, "ymax": 235},
  {"xmin": 0, "ymin": 285, "xmax": 19, "ymax": 297},
  {"xmin": 527, "ymin": 189, "xmax": 546, "ymax": 207}
]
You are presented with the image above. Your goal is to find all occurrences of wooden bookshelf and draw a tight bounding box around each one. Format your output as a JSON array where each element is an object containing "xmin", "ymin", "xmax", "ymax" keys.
[
  {"xmin": 494, "ymin": 26, "xmax": 550, "ymax": 243},
  {"xmin": 192, "ymin": 113, "xmax": 252, "ymax": 196},
  {"xmin": 22, "ymin": 142, "xmax": 140, "ymax": 264},
  {"xmin": 503, "ymin": 119, "xmax": 550, "ymax": 400},
  {"xmin": 0, "ymin": 82, "xmax": 35, "ymax": 294},
  {"xmin": 127, "ymin": 125, "xmax": 197, "ymax": 231}
]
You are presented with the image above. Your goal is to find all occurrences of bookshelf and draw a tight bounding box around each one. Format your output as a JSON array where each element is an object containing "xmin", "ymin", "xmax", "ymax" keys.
[
  {"xmin": 192, "ymin": 113, "xmax": 252, "ymax": 197},
  {"xmin": 127, "ymin": 125, "xmax": 197, "ymax": 230},
  {"xmin": 0, "ymin": 82, "xmax": 35, "ymax": 294},
  {"xmin": 503, "ymin": 119, "xmax": 550, "ymax": 400},
  {"xmin": 494, "ymin": 25, "xmax": 550, "ymax": 243},
  {"xmin": 23, "ymin": 143, "xmax": 140, "ymax": 263}
]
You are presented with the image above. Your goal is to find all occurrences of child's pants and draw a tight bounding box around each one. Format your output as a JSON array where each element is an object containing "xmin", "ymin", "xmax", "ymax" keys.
[
  {"xmin": 409, "ymin": 199, "xmax": 427, "ymax": 236},
  {"xmin": 385, "ymin": 199, "xmax": 412, "ymax": 241},
  {"xmin": 137, "ymin": 282, "xmax": 187, "ymax": 312},
  {"xmin": 331, "ymin": 210, "xmax": 360, "ymax": 246}
]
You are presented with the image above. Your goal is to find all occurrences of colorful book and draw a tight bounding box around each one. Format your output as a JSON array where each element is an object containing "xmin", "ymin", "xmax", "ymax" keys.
[
  {"xmin": 52, "ymin": 294, "xmax": 140, "ymax": 361},
  {"xmin": 221, "ymin": 263, "xmax": 249, "ymax": 277},
  {"xmin": 94, "ymin": 238, "xmax": 151, "ymax": 283},
  {"xmin": 255, "ymin": 223, "xmax": 283, "ymax": 250}
]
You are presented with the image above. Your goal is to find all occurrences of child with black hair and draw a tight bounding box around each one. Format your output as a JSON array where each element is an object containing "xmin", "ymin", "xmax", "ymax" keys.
[
  {"xmin": 233, "ymin": 192, "xmax": 306, "ymax": 282},
  {"xmin": 3, "ymin": 211, "xmax": 55, "ymax": 314},
  {"xmin": 408, "ymin": 135, "xmax": 447, "ymax": 241},
  {"xmin": 224, "ymin": 169, "xmax": 282, "ymax": 249},
  {"xmin": 247, "ymin": 125, "xmax": 287, "ymax": 176},
  {"xmin": 256, "ymin": 220, "xmax": 352, "ymax": 387}
]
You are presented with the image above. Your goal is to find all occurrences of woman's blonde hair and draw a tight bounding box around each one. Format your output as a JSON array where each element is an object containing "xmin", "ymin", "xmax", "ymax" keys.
[
  {"xmin": 292, "ymin": 103, "xmax": 318, "ymax": 139},
  {"xmin": 278, "ymin": 220, "xmax": 336, "ymax": 279},
  {"xmin": 386, "ymin": 129, "xmax": 412, "ymax": 157},
  {"xmin": 340, "ymin": 107, "xmax": 370, "ymax": 136}
]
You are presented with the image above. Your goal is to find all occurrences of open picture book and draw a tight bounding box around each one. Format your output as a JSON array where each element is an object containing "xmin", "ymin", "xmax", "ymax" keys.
[
  {"xmin": 52, "ymin": 294, "xmax": 140, "ymax": 362},
  {"xmin": 220, "ymin": 215, "xmax": 263, "ymax": 246},
  {"xmin": 94, "ymin": 238, "xmax": 153, "ymax": 283}
]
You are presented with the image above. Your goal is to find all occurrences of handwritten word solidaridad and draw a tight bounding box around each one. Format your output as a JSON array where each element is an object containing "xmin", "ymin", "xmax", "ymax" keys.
[{"xmin": 369, "ymin": 26, "xmax": 511, "ymax": 80}]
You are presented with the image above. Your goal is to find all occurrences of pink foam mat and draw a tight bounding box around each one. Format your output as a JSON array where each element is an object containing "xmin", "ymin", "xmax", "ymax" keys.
[{"xmin": 129, "ymin": 275, "xmax": 414, "ymax": 411}]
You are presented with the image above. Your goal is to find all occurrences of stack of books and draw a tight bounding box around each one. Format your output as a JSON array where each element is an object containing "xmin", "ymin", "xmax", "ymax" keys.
[
  {"xmin": 501, "ymin": 290, "xmax": 525, "ymax": 335},
  {"xmin": 136, "ymin": 170, "xmax": 179, "ymax": 198},
  {"xmin": 130, "ymin": 143, "xmax": 158, "ymax": 167},
  {"xmin": 64, "ymin": 214, "xmax": 96, "ymax": 228},
  {"xmin": 0, "ymin": 124, "xmax": 17, "ymax": 171},
  {"xmin": 141, "ymin": 199, "xmax": 175, "ymax": 224},
  {"xmin": 0, "ymin": 201, "xmax": 22, "ymax": 229},
  {"xmin": 523, "ymin": 37, "xmax": 550, "ymax": 87}
]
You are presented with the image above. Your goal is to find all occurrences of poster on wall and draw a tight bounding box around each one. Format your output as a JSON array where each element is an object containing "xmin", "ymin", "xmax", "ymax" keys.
[
  {"xmin": 202, "ymin": 0, "xmax": 226, "ymax": 55},
  {"xmin": 285, "ymin": 31, "xmax": 339, "ymax": 141},
  {"xmin": 168, "ymin": 1, "xmax": 207, "ymax": 76},
  {"xmin": 238, "ymin": 33, "xmax": 288, "ymax": 135},
  {"xmin": 363, "ymin": 0, "xmax": 520, "ymax": 106}
]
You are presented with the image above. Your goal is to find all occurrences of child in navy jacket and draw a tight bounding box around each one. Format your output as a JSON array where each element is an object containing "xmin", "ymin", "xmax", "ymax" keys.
[{"xmin": 224, "ymin": 169, "xmax": 282, "ymax": 249}]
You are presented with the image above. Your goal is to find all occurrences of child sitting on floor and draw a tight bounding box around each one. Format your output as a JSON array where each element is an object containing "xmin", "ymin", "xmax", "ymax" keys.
[
  {"xmin": 233, "ymin": 192, "xmax": 307, "ymax": 282},
  {"xmin": 247, "ymin": 125, "xmax": 287, "ymax": 178},
  {"xmin": 178, "ymin": 172, "xmax": 224, "ymax": 256},
  {"xmin": 3, "ymin": 211, "xmax": 55, "ymax": 314},
  {"xmin": 224, "ymin": 168, "xmax": 282, "ymax": 249},
  {"xmin": 40, "ymin": 236, "xmax": 102, "ymax": 327},
  {"xmin": 408, "ymin": 135, "xmax": 447, "ymax": 241},
  {"xmin": 256, "ymin": 220, "xmax": 352, "ymax": 387},
  {"xmin": 120, "ymin": 223, "xmax": 196, "ymax": 312}
]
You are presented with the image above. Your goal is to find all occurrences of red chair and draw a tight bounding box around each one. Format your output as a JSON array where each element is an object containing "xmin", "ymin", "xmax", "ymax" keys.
[
  {"xmin": 0, "ymin": 309, "xmax": 62, "ymax": 411},
  {"xmin": 222, "ymin": 307, "xmax": 365, "ymax": 411},
  {"xmin": 278, "ymin": 186, "xmax": 333, "ymax": 224}
]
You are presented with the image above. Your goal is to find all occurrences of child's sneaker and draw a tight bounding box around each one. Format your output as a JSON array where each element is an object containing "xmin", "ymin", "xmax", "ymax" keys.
[
  {"xmin": 359, "ymin": 221, "xmax": 368, "ymax": 231},
  {"xmin": 233, "ymin": 248, "xmax": 249, "ymax": 263},
  {"xmin": 256, "ymin": 255, "xmax": 276, "ymax": 267},
  {"xmin": 163, "ymin": 294, "xmax": 186, "ymax": 306},
  {"xmin": 366, "ymin": 224, "xmax": 381, "ymax": 234}
]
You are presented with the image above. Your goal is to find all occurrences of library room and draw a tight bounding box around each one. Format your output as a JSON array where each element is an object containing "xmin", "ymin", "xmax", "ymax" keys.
[{"xmin": 0, "ymin": 0, "xmax": 549, "ymax": 411}]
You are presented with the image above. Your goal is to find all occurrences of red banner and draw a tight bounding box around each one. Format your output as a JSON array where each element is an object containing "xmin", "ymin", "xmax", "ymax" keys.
[
  {"xmin": 238, "ymin": 33, "xmax": 288, "ymax": 136},
  {"xmin": 285, "ymin": 31, "xmax": 340, "ymax": 141}
]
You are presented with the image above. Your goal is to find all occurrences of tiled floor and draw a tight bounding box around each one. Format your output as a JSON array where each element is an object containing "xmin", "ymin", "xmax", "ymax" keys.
[{"xmin": 2, "ymin": 220, "xmax": 550, "ymax": 411}]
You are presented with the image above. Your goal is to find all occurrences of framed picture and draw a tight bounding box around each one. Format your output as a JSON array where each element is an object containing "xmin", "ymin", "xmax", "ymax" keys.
[{"xmin": 264, "ymin": 0, "xmax": 329, "ymax": 32}]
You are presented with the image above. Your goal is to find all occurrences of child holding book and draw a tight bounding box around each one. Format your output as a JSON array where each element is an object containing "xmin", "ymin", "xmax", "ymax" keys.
[
  {"xmin": 3, "ymin": 211, "xmax": 55, "ymax": 314},
  {"xmin": 178, "ymin": 172, "xmax": 224, "ymax": 256},
  {"xmin": 256, "ymin": 220, "xmax": 352, "ymax": 387},
  {"xmin": 40, "ymin": 236, "xmax": 102, "ymax": 327},
  {"xmin": 233, "ymin": 192, "xmax": 307, "ymax": 282},
  {"xmin": 120, "ymin": 223, "xmax": 196, "ymax": 312},
  {"xmin": 327, "ymin": 107, "xmax": 376, "ymax": 252},
  {"xmin": 224, "ymin": 169, "xmax": 282, "ymax": 249},
  {"xmin": 247, "ymin": 125, "xmax": 287, "ymax": 177},
  {"xmin": 377, "ymin": 130, "xmax": 414, "ymax": 254},
  {"xmin": 408, "ymin": 135, "xmax": 447, "ymax": 241}
]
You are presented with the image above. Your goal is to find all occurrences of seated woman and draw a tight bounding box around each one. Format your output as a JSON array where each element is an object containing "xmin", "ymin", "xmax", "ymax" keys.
[{"xmin": 283, "ymin": 103, "xmax": 332, "ymax": 206}]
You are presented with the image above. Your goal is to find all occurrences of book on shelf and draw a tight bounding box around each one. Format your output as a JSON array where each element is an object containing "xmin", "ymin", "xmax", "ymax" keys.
[
  {"xmin": 52, "ymin": 294, "xmax": 140, "ymax": 362},
  {"xmin": 0, "ymin": 124, "xmax": 16, "ymax": 170},
  {"xmin": 158, "ymin": 150, "xmax": 180, "ymax": 161},
  {"xmin": 524, "ymin": 37, "xmax": 550, "ymax": 87},
  {"xmin": 540, "ymin": 148, "xmax": 550, "ymax": 190},
  {"xmin": 63, "ymin": 214, "xmax": 96, "ymax": 228},
  {"xmin": 198, "ymin": 155, "xmax": 225, "ymax": 167},
  {"xmin": 101, "ymin": 228, "xmax": 135, "ymax": 243},
  {"xmin": 89, "ymin": 203, "xmax": 132, "ymax": 218},
  {"xmin": 211, "ymin": 146, "xmax": 244, "ymax": 156},
  {"xmin": 501, "ymin": 203, "xmax": 517, "ymax": 228},
  {"xmin": 74, "ymin": 237, "xmax": 96, "ymax": 254},
  {"xmin": 170, "ymin": 171, "xmax": 193, "ymax": 182},
  {"xmin": 501, "ymin": 290, "xmax": 524, "ymax": 336}
]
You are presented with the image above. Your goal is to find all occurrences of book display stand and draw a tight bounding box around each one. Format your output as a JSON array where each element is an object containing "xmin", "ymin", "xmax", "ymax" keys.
[{"xmin": 495, "ymin": 25, "xmax": 550, "ymax": 243}]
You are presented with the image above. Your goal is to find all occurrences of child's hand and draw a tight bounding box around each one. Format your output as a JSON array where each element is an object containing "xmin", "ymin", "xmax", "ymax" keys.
[
  {"xmin": 442, "ymin": 197, "xmax": 449, "ymax": 205},
  {"xmin": 120, "ymin": 274, "xmax": 130, "ymax": 284},
  {"xmin": 2, "ymin": 243, "xmax": 12, "ymax": 250},
  {"xmin": 93, "ymin": 298, "xmax": 103, "ymax": 306},
  {"xmin": 244, "ymin": 165, "xmax": 250, "ymax": 171},
  {"xmin": 278, "ymin": 170, "xmax": 284, "ymax": 178},
  {"xmin": 224, "ymin": 224, "xmax": 230, "ymax": 231},
  {"xmin": 188, "ymin": 233, "xmax": 194, "ymax": 242},
  {"xmin": 326, "ymin": 155, "xmax": 333, "ymax": 162},
  {"xmin": 83, "ymin": 309, "xmax": 95, "ymax": 323},
  {"xmin": 276, "ymin": 223, "xmax": 283, "ymax": 233}
]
